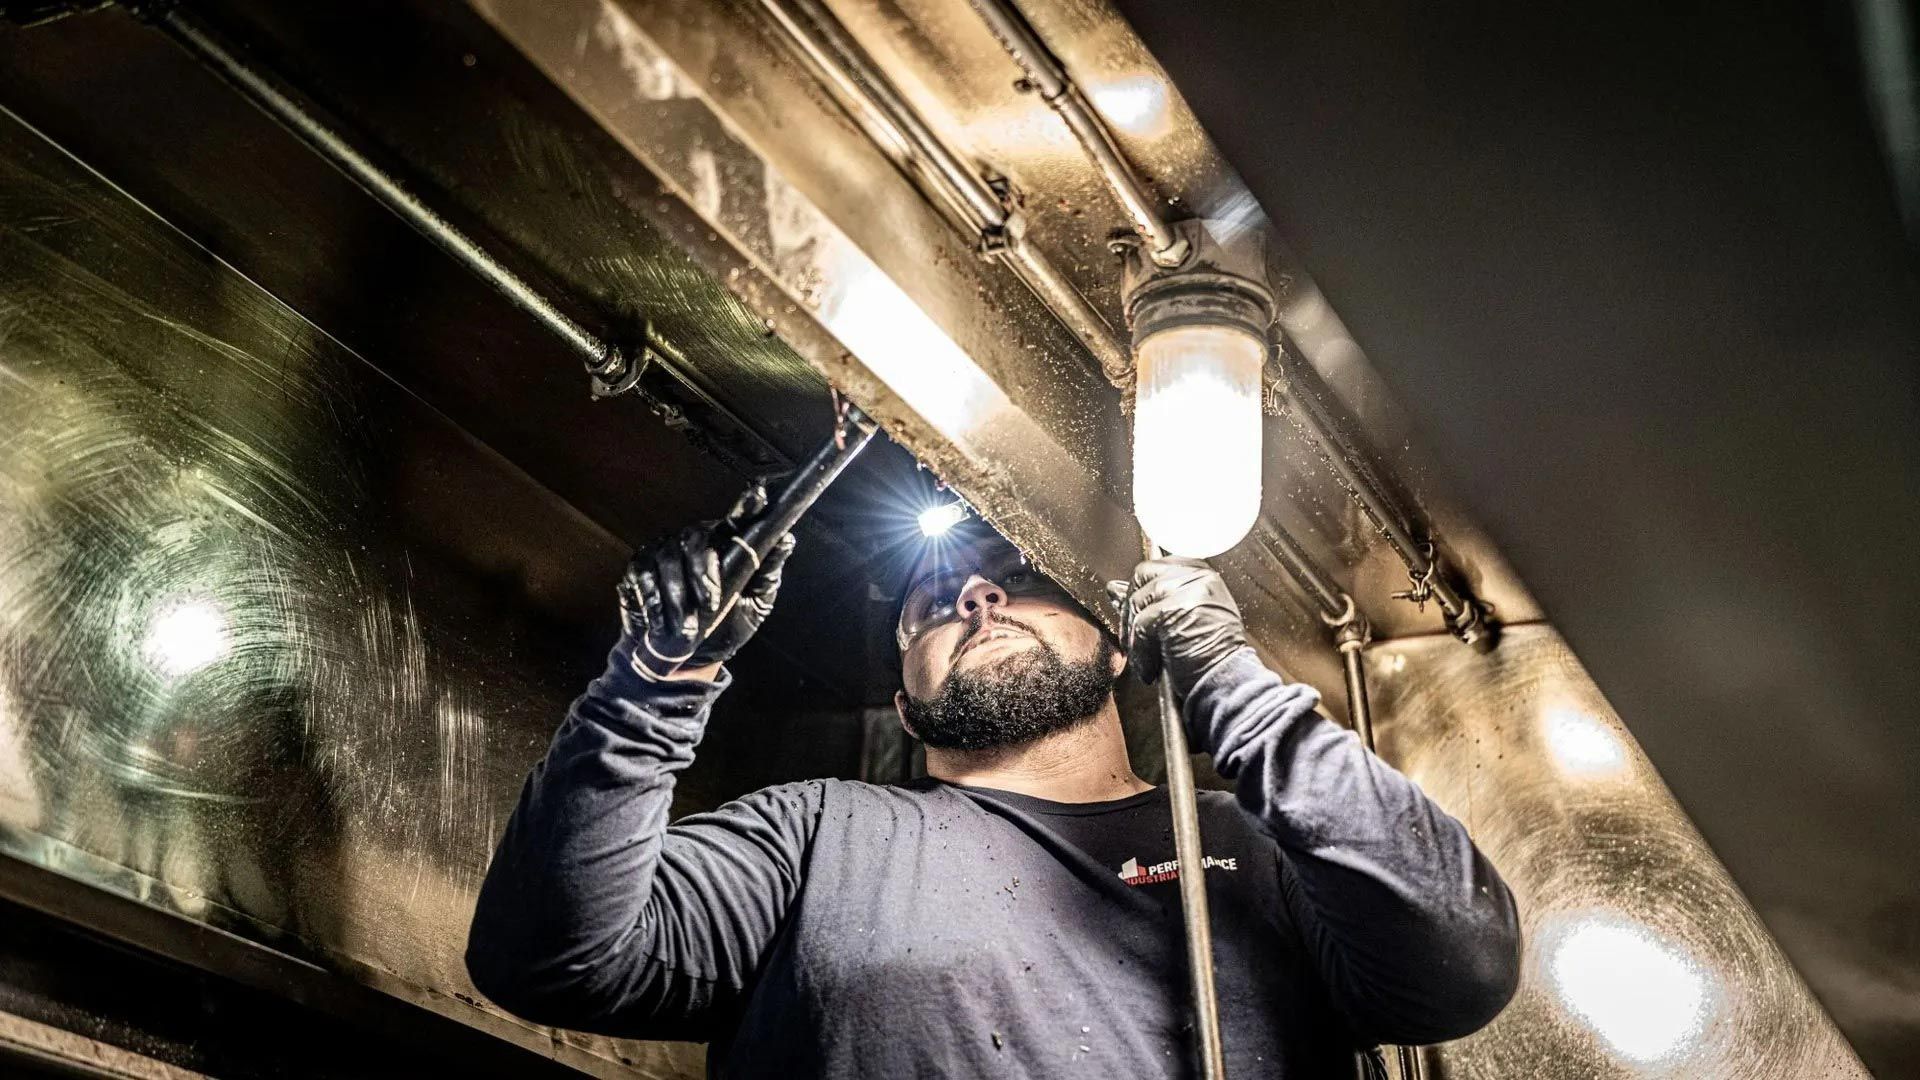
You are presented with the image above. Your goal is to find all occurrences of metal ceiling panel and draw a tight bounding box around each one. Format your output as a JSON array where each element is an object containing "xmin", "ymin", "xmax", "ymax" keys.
[
  {"xmin": 0, "ymin": 108, "xmax": 706, "ymax": 1075},
  {"xmin": 1369, "ymin": 625, "xmax": 1866, "ymax": 1078}
]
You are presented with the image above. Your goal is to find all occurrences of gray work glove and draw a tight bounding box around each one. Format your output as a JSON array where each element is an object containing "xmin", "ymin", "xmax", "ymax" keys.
[
  {"xmin": 1110, "ymin": 557, "xmax": 1251, "ymax": 702},
  {"xmin": 617, "ymin": 483, "xmax": 796, "ymax": 680}
]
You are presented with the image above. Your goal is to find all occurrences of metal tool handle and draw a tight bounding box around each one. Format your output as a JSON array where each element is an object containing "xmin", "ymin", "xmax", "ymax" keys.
[
  {"xmin": 701, "ymin": 402, "xmax": 877, "ymax": 638},
  {"xmin": 1139, "ymin": 541, "xmax": 1228, "ymax": 1080}
]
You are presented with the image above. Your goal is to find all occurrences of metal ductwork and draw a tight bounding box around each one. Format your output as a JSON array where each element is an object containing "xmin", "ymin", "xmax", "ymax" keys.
[{"xmin": 0, "ymin": 0, "xmax": 1906, "ymax": 1076}]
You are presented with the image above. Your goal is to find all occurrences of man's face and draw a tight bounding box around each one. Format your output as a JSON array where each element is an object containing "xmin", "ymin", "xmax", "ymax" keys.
[{"xmin": 895, "ymin": 537, "xmax": 1124, "ymax": 750}]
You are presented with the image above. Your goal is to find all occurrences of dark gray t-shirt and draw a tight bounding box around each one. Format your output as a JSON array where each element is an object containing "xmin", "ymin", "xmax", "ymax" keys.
[{"xmin": 467, "ymin": 647, "xmax": 1521, "ymax": 1078}]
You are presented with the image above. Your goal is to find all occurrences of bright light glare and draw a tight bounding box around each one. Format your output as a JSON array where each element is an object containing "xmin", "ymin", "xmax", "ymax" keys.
[
  {"xmin": 1548, "ymin": 914, "xmax": 1711, "ymax": 1063},
  {"xmin": 1088, "ymin": 75, "xmax": 1171, "ymax": 137},
  {"xmin": 1132, "ymin": 323, "xmax": 1265, "ymax": 557},
  {"xmin": 814, "ymin": 259, "xmax": 1012, "ymax": 439},
  {"xmin": 140, "ymin": 597, "xmax": 231, "ymax": 679},
  {"xmin": 918, "ymin": 501, "xmax": 968, "ymax": 537},
  {"xmin": 1544, "ymin": 707, "xmax": 1630, "ymax": 778}
]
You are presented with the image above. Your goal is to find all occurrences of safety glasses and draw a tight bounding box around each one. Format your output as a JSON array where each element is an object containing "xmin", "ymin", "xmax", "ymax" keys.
[{"xmin": 895, "ymin": 549, "xmax": 1074, "ymax": 650}]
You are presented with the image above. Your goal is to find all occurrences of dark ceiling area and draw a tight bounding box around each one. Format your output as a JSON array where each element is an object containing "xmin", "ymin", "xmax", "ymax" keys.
[{"xmin": 1115, "ymin": 0, "xmax": 1920, "ymax": 1072}]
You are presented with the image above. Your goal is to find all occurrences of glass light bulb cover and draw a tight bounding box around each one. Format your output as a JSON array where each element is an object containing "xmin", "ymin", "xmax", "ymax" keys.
[{"xmin": 1131, "ymin": 323, "xmax": 1265, "ymax": 557}]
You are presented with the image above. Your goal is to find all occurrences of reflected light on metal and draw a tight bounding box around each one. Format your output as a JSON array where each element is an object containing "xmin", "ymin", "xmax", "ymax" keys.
[
  {"xmin": 814, "ymin": 256, "xmax": 1014, "ymax": 441},
  {"xmin": 1366, "ymin": 625, "xmax": 1869, "ymax": 1079},
  {"xmin": 0, "ymin": 108, "xmax": 694, "ymax": 1076},
  {"xmin": 1545, "ymin": 911, "xmax": 1715, "ymax": 1064},
  {"xmin": 1543, "ymin": 706, "xmax": 1629, "ymax": 779},
  {"xmin": 1086, "ymin": 74, "xmax": 1173, "ymax": 139},
  {"xmin": 917, "ymin": 501, "xmax": 968, "ymax": 537},
  {"xmin": 139, "ymin": 597, "xmax": 232, "ymax": 679}
]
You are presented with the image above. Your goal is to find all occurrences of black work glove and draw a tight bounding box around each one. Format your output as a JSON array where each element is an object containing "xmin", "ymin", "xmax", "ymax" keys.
[
  {"xmin": 617, "ymin": 483, "xmax": 797, "ymax": 680},
  {"xmin": 1109, "ymin": 557, "xmax": 1251, "ymax": 702}
]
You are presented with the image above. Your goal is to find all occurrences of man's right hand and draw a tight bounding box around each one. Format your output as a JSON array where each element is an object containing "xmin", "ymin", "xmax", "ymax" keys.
[{"xmin": 617, "ymin": 483, "xmax": 797, "ymax": 682}]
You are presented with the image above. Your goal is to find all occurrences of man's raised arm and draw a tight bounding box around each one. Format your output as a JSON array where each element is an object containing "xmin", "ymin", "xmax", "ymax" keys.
[
  {"xmin": 1126, "ymin": 558, "xmax": 1522, "ymax": 1046},
  {"xmin": 465, "ymin": 499, "xmax": 817, "ymax": 1039}
]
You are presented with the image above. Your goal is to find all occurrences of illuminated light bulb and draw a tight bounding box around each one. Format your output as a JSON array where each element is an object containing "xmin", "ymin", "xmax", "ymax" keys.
[
  {"xmin": 918, "ymin": 501, "xmax": 968, "ymax": 538},
  {"xmin": 1131, "ymin": 323, "xmax": 1265, "ymax": 557},
  {"xmin": 140, "ymin": 597, "xmax": 231, "ymax": 679},
  {"xmin": 1543, "ymin": 707, "xmax": 1630, "ymax": 779},
  {"xmin": 1547, "ymin": 914, "xmax": 1712, "ymax": 1064}
]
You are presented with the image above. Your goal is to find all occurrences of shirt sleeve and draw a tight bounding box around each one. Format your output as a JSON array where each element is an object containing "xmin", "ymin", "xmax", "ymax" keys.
[
  {"xmin": 464, "ymin": 640, "xmax": 823, "ymax": 1040},
  {"xmin": 1185, "ymin": 647, "xmax": 1521, "ymax": 1045}
]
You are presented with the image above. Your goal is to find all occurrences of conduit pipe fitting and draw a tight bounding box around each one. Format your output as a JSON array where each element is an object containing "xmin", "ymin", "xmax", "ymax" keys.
[
  {"xmin": 1322, "ymin": 596, "xmax": 1375, "ymax": 747},
  {"xmin": 1269, "ymin": 351, "xmax": 1496, "ymax": 651},
  {"xmin": 967, "ymin": 0, "xmax": 1189, "ymax": 267},
  {"xmin": 134, "ymin": 0, "xmax": 787, "ymax": 474},
  {"xmin": 759, "ymin": 0, "xmax": 1132, "ymax": 386}
]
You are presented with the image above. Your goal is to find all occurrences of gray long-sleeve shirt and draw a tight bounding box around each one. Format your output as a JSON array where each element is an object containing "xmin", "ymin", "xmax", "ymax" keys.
[{"xmin": 466, "ymin": 644, "xmax": 1520, "ymax": 1077}]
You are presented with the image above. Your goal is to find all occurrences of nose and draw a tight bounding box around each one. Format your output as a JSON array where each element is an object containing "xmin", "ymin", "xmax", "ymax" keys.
[{"xmin": 956, "ymin": 573, "xmax": 1008, "ymax": 618}]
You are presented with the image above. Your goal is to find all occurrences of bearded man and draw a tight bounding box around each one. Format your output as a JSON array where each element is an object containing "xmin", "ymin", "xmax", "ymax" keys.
[{"xmin": 466, "ymin": 499, "xmax": 1520, "ymax": 1077}]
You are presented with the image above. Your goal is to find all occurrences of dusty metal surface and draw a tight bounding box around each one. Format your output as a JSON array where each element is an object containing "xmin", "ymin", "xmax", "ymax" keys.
[
  {"xmin": 1368, "ymin": 625, "xmax": 1867, "ymax": 1079},
  {"xmin": 0, "ymin": 106, "xmax": 717, "ymax": 1076},
  {"xmin": 1, "ymin": 1008, "xmax": 212, "ymax": 1080},
  {"xmin": 0, "ymin": 0, "xmax": 1538, "ymax": 699},
  {"xmin": 459, "ymin": 0, "xmax": 1540, "ymax": 710},
  {"xmin": 0, "ymin": 1, "xmax": 914, "ymax": 708},
  {"xmin": 468, "ymin": 0, "xmax": 1149, "ymax": 624}
]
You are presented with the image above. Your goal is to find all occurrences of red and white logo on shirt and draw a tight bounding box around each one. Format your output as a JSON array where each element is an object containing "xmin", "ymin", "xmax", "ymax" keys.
[{"xmin": 1117, "ymin": 854, "xmax": 1239, "ymax": 886}]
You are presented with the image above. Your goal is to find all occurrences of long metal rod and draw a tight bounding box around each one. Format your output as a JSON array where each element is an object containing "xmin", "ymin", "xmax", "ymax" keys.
[
  {"xmin": 1281, "ymin": 376, "xmax": 1460, "ymax": 610},
  {"xmin": 764, "ymin": 0, "xmax": 1002, "ymax": 227},
  {"xmin": 1331, "ymin": 617, "xmax": 1425, "ymax": 1080},
  {"xmin": 760, "ymin": 0, "xmax": 1132, "ymax": 382},
  {"xmin": 1157, "ymin": 654, "xmax": 1229, "ymax": 1080},
  {"xmin": 704, "ymin": 404, "xmax": 877, "ymax": 640},
  {"xmin": 966, "ymin": 0, "xmax": 1188, "ymax": 266},
  {"xmin": 1262, "ymin": 523, "xmax": 1350, "ymax": 620},
  {"xmin": 1338, "ymin": 626, "xmax": 1375, "ymax": 749},
  {"xmin": 146, "ymin": 4, "xmax": 786, "ymax": 468},
  {"xmin": 1142, "ymin": 534, "xmax": 1228, "ymax": 1080},
  {"xmin": 152, "ymin": 8, "xmax": 604, "ymax": 364}
]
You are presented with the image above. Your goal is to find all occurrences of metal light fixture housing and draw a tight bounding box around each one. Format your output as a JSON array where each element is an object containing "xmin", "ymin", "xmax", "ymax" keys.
[{"xmin": 1123, "ymin": 219, "xmax": 1277, "ymax": 558}]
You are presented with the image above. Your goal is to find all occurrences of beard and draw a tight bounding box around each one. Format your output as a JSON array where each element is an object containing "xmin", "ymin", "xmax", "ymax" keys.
[{"xmin": 901, "ymin": 618, "xmax": 1120, "ymax": 752}]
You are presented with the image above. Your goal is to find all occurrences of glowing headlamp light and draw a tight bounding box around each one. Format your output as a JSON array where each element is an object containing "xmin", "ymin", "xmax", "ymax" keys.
[{"xmin": 917, "ymin": 501, "xmax": 969, "ymax": 538}]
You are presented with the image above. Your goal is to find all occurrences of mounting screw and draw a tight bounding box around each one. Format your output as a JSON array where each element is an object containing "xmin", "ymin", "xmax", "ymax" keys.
[{"xmin": 587, "ymin": 344, "xmax": 650, "ymax": 400}]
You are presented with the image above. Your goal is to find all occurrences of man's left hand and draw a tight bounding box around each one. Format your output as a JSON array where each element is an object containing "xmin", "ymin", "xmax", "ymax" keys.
[{"xmin": 1114, "ymin": 557, "xmax": 1251, "ymax": 702}]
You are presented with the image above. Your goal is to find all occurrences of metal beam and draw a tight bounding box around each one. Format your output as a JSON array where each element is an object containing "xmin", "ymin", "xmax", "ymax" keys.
[
  {"xmin": 470, "ymin": 0, "xmax": 1145, "ymax": 618},
  {"xmin": 141, "ymin": 2, "xmax": 791, "ymax": 476}
]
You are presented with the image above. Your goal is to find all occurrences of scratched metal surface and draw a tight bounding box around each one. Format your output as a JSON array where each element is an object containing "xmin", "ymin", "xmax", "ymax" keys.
[
  {"xmin": 0, "ymin": 3, "xmax": 917, "ymax": 719},
  {"xmin": 1366, "ymin": 624, "xmax": 1867, "ymax": 1079},
  {"xmin": 0, "ymin": 109, "xmax": 709, "ymax": 1076}
]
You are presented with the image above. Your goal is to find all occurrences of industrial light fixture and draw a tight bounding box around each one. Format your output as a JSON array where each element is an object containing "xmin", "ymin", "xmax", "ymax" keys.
[
  {"xmin": 1122, "ymin": 219, "xmax": 1276, "ymax": 558},
  {"xmin": 917, "ymin": 500, "xmax": 969, "ymax": 538}
]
